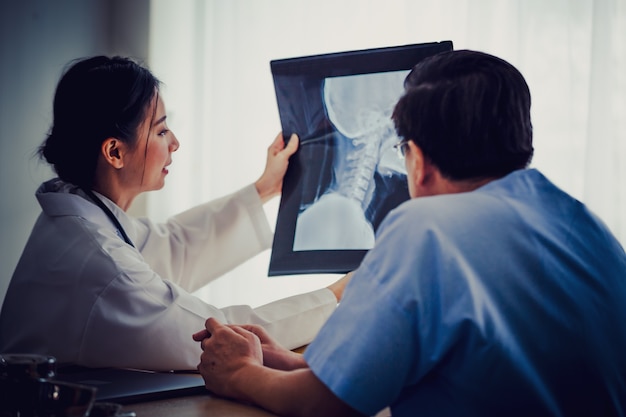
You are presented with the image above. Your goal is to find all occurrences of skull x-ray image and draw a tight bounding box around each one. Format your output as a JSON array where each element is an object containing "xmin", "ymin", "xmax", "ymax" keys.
[
  {"xmin": 268, "ymin": 41, "xmax": 454, "ymax": 276},
  {"xmin": 293, "ymin": 70, "xmax": 410, "ymax": 251}
]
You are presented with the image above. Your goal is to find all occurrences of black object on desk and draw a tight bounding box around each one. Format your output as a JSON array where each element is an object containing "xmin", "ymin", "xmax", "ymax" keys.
[{"xmin": 55, "ymin": 366, "xmax": 207, "ymax": 404}]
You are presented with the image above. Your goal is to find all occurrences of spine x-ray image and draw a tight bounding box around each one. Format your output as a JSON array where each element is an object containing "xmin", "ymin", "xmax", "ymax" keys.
[{"xmin": 293, "ymin": 70, "xmax": 410, "ymax": 251}]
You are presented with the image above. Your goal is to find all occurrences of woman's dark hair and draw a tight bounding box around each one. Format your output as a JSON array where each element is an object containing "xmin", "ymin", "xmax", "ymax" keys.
[
  {"xmin": 39, "ymin": 56, "xmax": 161, "ymax": 187},
  {"xmin": 392, "ymin": 50, "xmax": 533, "ymax": 180}
]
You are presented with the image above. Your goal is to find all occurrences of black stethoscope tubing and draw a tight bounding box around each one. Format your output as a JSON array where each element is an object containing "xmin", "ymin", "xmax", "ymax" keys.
[{"xmin": 82, "ymin": 188, "xmax": 135, "ymax": 248}]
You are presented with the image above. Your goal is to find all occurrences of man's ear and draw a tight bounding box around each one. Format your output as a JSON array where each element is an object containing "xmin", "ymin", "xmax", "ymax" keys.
[
  {"xmin": 406, "ymin": 141, "xmax": 441, "ymax": 198},
  {"xmin": 100, "ymin": 138, "xmax": 125, "ymax": 169},
  {"xmin": 406, "ymin": 140, "xmax": 428, "ymax": 186}
]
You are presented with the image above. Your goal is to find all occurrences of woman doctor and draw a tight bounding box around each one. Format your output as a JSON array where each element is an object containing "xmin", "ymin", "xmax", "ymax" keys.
[{"xmin": 0, "ymin": 56, "xmax": 349, "ymax": 371}]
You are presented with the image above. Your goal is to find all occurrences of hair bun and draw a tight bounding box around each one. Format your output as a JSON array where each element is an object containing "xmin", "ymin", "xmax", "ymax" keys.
[{"xmin": 40, "ymin": 131, "xmax": 64, "ymax": 165}]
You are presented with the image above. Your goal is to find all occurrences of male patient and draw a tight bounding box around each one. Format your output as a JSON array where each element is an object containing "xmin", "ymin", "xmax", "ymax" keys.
[{"xmin": 192, "ymin": 50, "xmax": 626, "ymax": 417}]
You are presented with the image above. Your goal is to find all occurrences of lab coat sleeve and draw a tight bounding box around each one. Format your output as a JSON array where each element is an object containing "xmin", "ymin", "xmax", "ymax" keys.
[
  {"xmin": 80, "ymin": 266, "xmax": 336, "ymax": 371},
  {"xmin": 220, "ymin": 287, "xmax": 338, "ymax": 350},
  {"xmin": 133, "ymin": 184, "xmax": 272, "ymax": 292}
]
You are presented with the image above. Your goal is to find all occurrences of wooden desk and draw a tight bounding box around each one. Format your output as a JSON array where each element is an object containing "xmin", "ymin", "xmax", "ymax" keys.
[
  {"xmin": 120, "ymin": 393, "xmax": 279, "ymax": 417},
  {"xmin": 120, "ymin": 393, "xmax": 392, "ymax": 417}
]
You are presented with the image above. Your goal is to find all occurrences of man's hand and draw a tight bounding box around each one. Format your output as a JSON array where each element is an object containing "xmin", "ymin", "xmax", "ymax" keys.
[
  {"xmin": 194, "ymin": 318, "xmax": 263, "ymax": 398},
  {"xmin": 194, "ymin": 322, "xmax": 307, "ymax": 371}
]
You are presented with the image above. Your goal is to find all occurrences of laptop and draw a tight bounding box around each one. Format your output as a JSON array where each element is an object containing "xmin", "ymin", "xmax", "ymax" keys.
[{"xmin": 54, "ymin": 365, "xmax": 207, "ymax": 404}]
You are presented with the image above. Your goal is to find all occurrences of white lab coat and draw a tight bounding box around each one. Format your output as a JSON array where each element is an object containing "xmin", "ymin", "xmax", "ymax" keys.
[{"xmin": 0, "ymin": 179, "xmax": 336, "ymax": 371}]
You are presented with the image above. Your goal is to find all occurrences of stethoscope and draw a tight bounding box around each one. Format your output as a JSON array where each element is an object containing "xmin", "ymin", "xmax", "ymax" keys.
[{"xmin": 82, "ymin": 188, "xmax": 135, "ymax": 248}]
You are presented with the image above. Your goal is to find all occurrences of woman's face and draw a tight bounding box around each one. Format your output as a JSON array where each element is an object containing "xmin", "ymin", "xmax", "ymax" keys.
[{"xmin": 126, "ymin": 94, "xmax": 179, "ymax": 193}]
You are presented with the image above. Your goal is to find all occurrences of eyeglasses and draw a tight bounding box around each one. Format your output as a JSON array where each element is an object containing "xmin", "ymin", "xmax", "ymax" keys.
[{"xmin": 393, "ymin": 139, "xmax": 410, "ymax": 159}]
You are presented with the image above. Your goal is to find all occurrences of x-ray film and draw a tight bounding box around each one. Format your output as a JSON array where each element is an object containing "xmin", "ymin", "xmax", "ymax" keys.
[{"xmin": 268, "ymin": 41, "xmax": 453, "ymax": 276}]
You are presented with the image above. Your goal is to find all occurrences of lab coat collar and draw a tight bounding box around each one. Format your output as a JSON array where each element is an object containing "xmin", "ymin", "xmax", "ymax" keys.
[{"xmin": 36, "ymin": 178, "xmax": 137, "ymax": 247}]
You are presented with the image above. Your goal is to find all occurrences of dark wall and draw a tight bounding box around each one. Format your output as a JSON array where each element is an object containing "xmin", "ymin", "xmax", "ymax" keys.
[{"xmin": 0, "ymin": 0, "xmax": 150, "ymax": 309}]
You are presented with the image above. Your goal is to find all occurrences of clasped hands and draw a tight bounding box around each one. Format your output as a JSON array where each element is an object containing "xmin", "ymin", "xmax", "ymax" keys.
[{"xmin": 192, "ymin": 318, "xmax": 306, "ymax": 399}]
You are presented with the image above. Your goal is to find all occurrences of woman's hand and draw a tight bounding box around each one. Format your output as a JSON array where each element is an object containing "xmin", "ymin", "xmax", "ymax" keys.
[
  {"xmin": 255, "ymin": 133, "xmax": 299, "ymax": 203},
  {"xmin": 237, "ymin": 324, "xmax": 307, "ymax": 370},
  {"xmin": 326, "ymin": 271, "xmax": 354, "ymax": 302}
]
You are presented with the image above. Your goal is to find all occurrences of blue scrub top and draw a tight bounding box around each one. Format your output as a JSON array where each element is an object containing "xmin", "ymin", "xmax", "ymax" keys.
[{"xmin": 305, "ymin": 169, "xmax": 626, "ymax": 417}]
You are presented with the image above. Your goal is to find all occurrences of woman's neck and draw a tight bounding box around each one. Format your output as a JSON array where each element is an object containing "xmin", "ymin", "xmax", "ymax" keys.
[{"xmin": 91, "ymin": 181, "xmax": 136, "ymax": 212}]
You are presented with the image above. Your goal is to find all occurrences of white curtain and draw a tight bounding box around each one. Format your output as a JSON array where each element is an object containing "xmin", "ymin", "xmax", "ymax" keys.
[{"xmin": 148, "ymin": 0, "xmax": 625, "ymax": 308}]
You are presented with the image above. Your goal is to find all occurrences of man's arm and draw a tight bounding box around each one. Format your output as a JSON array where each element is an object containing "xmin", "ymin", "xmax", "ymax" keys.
[
  {"xmin": 230, "ymin": 364, "xmax": 363, "ymax": 417},
  {"xmin": 195, "ymin": 318, "xmax": 365, "ymax": 417}
]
